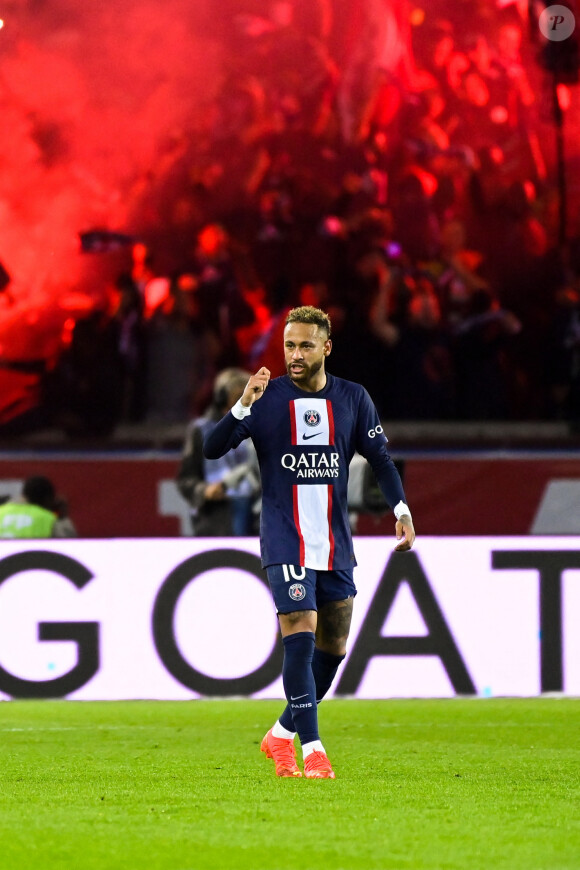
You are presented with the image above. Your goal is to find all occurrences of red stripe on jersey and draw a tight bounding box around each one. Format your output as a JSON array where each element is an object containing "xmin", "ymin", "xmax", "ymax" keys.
[
  {"xmin": 326, "ymin": 484, "xmax": 335, "ymax": 569},
  {"xmin": 326, "ymin": 400, "xmax": 335, "ymax": 445},
  {"xmin": 292, "ymin": 485, "xmax": 305, "ymax": 564},
  {"xmin": 290, "ymin": 400, "xmax": 297, "ymax": 445}
]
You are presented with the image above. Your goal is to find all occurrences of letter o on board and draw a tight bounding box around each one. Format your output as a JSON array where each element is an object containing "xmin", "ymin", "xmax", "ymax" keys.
[{"xmin": 152, "ymin": 549, "xmax": 283, "ymax": 696}]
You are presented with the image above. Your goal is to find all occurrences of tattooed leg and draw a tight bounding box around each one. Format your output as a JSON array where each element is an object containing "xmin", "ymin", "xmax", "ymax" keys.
[{"xmin": 315, "ymin": 597, "xmax": 354, "ymax": 656}]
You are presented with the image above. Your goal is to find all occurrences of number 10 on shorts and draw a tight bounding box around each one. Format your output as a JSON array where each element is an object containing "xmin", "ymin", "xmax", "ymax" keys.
[{"xmin": 282, "ymin": 564, "xmax": 306, "ymax": 583}]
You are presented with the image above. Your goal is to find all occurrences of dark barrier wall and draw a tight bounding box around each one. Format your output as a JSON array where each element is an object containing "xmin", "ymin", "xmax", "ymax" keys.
[{"xmin": 1, "ymin": 453, "xmax": 579, "ymax": 536}]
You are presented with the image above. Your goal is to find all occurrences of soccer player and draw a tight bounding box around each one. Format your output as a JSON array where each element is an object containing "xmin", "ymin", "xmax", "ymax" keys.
[{"xmin": 203, "ymin": 305, "xmax": 415, "ymax": 779}]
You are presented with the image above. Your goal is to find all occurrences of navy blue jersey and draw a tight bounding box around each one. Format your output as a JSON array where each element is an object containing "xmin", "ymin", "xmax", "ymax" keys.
[{"xmin": 203, "ymin": 373, "xmax": 406, "ymax": 570}]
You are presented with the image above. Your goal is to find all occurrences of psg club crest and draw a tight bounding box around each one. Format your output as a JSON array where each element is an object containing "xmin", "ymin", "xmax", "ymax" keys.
[
  {"xmin": 304, "ymin": 410, "xmax": 321, "ymax": 428},
  {"xmin": 289, "ymin": 583, "xmax": 306, "ymax": 601}
]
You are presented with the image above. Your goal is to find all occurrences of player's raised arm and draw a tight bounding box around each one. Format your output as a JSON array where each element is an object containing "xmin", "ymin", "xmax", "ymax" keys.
[
  {"xmin": 240, "ymin": 367, "xmax": 271, "ymax": 408},
  {"xmin": 203, "ymin": 367, "xmax": 270, "ymax": 459}
]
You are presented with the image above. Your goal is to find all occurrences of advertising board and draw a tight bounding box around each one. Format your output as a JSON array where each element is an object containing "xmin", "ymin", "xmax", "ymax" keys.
[{"xmin": 0, "ymin": 537, "xmax": 578, "ymax": 700}]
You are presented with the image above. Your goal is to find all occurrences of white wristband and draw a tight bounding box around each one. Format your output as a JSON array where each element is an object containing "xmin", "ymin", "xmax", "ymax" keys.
[
  {"xmin": 394, "ymin": 501, "xmax": 411, "ymax": 521},
  {"xmin": 231, "ymin": 398, "xmax": 252, "ymax": 420}
]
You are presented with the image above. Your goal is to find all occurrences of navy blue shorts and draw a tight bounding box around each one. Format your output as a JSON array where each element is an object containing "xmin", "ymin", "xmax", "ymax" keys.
[{"xmin": 265, "ymin": 564, "xmax": 357, "ymax": 614}]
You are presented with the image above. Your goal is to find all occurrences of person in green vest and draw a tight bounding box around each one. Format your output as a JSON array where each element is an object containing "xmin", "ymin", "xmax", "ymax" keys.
[{"xmin": 0, "ymin": 476, "xmax": 77, "ymax": 538}]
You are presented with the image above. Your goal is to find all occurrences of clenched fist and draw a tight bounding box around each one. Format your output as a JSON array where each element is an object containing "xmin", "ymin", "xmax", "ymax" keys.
[{"xmin": 241, "ymin": 367, "xmax": 271, "ymax": 407}]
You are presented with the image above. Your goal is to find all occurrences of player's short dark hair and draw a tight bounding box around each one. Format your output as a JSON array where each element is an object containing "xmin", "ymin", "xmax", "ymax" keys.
[
  {"xmin": 23, "ymin": 476, "xmax": 56, "ymax": 510},
  {"xmin": 285, "ymin": 306, "xmax": 331, "ymax": 338}
]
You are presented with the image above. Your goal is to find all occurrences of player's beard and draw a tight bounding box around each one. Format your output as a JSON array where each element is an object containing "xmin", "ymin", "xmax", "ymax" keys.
[{"xmin": 286, "ymin": 357, "xmax": 323, "ymax": 385}]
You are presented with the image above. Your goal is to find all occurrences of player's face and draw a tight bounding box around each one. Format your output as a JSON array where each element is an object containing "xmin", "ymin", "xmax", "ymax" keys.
[{"xmin": 283, "ymin": 321, "xmax": 331, "ymax": 390}]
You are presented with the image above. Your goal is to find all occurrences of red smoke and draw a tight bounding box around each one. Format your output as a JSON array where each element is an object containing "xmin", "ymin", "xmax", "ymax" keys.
[{"xmin": 0, "ymin": 0, "xmax": 220, "ymax": 360}]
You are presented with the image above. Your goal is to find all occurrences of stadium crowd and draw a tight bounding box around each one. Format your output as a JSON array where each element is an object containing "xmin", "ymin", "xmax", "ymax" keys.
[{"xmin": 2, "ymin": 0, "xmax": 580, "ymax": 438}]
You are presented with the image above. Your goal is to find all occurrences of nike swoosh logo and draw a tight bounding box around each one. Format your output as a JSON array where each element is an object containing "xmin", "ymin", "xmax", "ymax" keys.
[
  {"xmin": 302, "ymin": 432, "xmax": 322, "ymax": 440},
  {"xmin": 290, "ymin": 693, "xmax": 308, "ymax": 700}
]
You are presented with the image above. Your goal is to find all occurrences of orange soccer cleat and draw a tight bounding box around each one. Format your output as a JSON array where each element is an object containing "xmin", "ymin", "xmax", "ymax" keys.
[
  {"xmin": 260, "ymin": 729, "xmax": 302, "ymax": 778},
  {"xmin": 304, "ymin": 750, "xmax": 335, "ymax": 779}
]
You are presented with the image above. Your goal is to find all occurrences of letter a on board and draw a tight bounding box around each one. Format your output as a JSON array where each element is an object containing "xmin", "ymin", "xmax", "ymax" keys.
[{"xmin": 336, "ymin": 551, "xmax": 476, "ymax": 695}]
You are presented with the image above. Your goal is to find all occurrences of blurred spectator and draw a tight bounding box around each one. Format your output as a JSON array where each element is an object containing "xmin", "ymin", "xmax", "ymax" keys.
[
  {"xmin": 430, "ymin": 217, "xmax": 491, "ymax": 330},
  {"xmin": 336, "ymin": 0, "xmax": 416, "ymax": 144},
  {"xmin": 131, "ymin": 243, "xmax": 156, "ymax": 306},
  {"xmin": 234, "ymin": 283, "xmax": 275, "ymax": 365},
  {"xmin": 177, "ymin": 368, "xmax": 261, "ymax": 536},
  {"xmin": 0, "ymin": 259, "xmax": 14, "ymax": 307},
  {"xmin": 233, "ymin": 0, "xmax": 339, "ymax": 134},
  {"xmin": 44, "ymin": 308, "xmax": 124, "ymax": 438},
  {"xmin": 547, "ymin": 284, "xmax": 580, "ymax": 425},
  {"xmin": 145, "ymin": 272, "xmax": 216, "ymax": 424},
  {"xmin": 190, "ymin": 223, "xmax": 256, "ymax": 367},
  {"xmin": 390, "ymin": 162, "xmax": 441, "ymax": 263},
  {"xmin": 0, "ymin": 361, "xmax": 48, "ymax": 438},
  {"xmin": 452, "ymin": 286, "xmax": 522, "ymax": 419},
  {"xmin": 0, "ymin": 475, "xmax": 77, "ymax": 538},
  {"xmin": 109, "ymin": 273, "xmax": 147, "ymax": 422},
  {"xmin": 389, "ymin": 273, "xmax": 456, "ymax": 419}
]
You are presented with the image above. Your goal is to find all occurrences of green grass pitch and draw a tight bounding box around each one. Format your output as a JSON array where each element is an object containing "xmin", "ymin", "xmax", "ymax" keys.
[{"xmin": 1, "ymin": 698, "xmax": 579, "ymax": 870}]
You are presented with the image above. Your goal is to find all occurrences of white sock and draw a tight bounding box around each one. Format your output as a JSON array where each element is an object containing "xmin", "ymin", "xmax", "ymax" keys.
[
  {"xmin": 302, "ymin": 740, "xmax": 325, "ymax": 759},
  {"xmin": 272, "ymin": 720, "xmax": 296, "ymax": 740}
]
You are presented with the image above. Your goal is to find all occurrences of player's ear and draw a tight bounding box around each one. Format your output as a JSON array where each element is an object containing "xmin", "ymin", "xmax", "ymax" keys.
[{"xmin": 324, "ymin": 339, "xmax": 332, "ymax": 356}]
